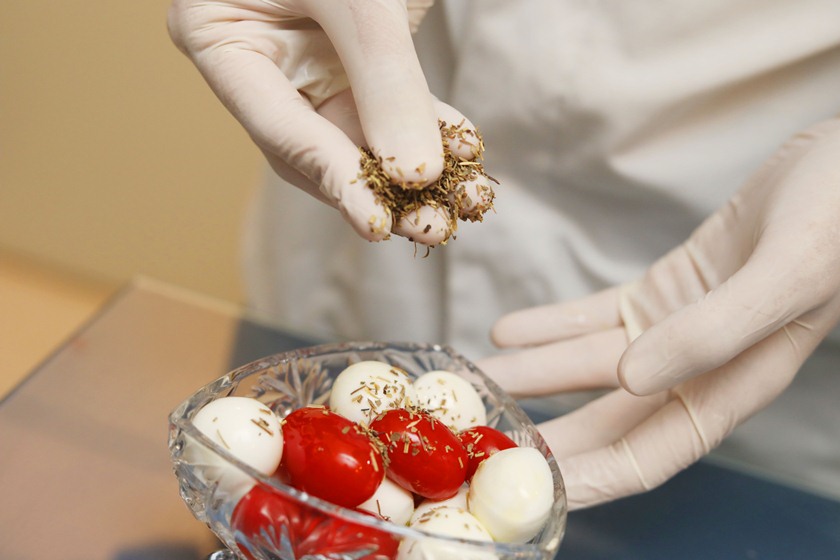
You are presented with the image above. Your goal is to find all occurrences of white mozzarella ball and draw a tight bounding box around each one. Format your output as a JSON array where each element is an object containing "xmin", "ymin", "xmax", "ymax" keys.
[
  {"xmin": 468, "ymin": 447, "xmax": 554, "ymax": 543},
  {"xmin": 185, "ymin": 396, "xmax": 283, "ymax": 500},
  {"xmin": 329, "ymin": 361, "xmax": 416, "ymax": 426},
  {"xmin": 413, "ymin": 370, "xmax": 486, "ymax": 431},
  {"xmin": 409, "ymin": 484, "xmax": 469, "ymax": 525},
  {"xmin": 358, "ymin": 476, "xmax": 415, "ymax": 526},
  {"xmin": 400, "ymin": 506, "xmax": 495, "ymax": 560}
]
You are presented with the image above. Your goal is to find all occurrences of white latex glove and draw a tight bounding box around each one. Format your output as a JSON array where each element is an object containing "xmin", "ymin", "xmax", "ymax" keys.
[
  {"xmin": 168, "ymin": 0, "xmax": 481, "ymax": 245},
  {"xmin": 478, "ymin": 118, "xmax": 840, "ymax": 510}
]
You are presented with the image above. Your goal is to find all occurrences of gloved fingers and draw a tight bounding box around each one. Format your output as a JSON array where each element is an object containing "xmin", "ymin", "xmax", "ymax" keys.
[
  {"xmin": 261, "ymin": 147, "xmax": 394, "ymax": 239},
  {"xmin": 475, "ymin": 327, "xmax": 627, "ymax": 397},
  {"xmin": 392, "ymin": 204, "xmax": 452, "ymax": 245},
  {"xmin": 491, "ymin": 288, "xmax": 623, "ymax": 348},
  {"xmin": 557, "ymin": 394, "xmax": 707, "ymax": 510},
  {"xmin": 316, "ymin": 89, "xmax": 397, "ymax": 235},
  {"xmin": 316, "ymin": 90, "xmax": 488, "ymax": 245},
  {"xmin": 317, "ymin": 88, "xmax": 366, "ymax": 147},
  {"xmin": 537, "ymin": 389, "xmax": 667, "ymax": 459},
  {"xmin": 561, "ymin": 317, "xmax": 817, "ymax": 510},
  {"xmin": 301, "ymin": 0, "xmax": 443, "ymax": 187},
  {"xmin": 319, "ymin": 91, "xmax": 485, "ymax": 168},
  {"xmin": 193, "ymin": 47, "xmax": 393, "ymax": 241},
  {"xmin": 319, "ymin": 88, "xmax": 453, "ymax": 239},
  {"xmin": 618, "ymin": 236, "xmax": 833, "ymax": 396},
  {"xmin": 450, "ymin": 176, "xmax": 496, "ymax": 221},
  {"xmin": 433, "ymin": 99, "xmax": 483, "ymax": 160},
  {"xmin": 673, "ymin": 306, "xmax": 833, "ymax": 452},
  {"xmin": 432, "ymin": 99, "xmax": 496, "ymax": 220}
]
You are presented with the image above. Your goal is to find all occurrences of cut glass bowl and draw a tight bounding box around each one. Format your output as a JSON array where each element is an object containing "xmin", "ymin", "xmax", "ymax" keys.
[{"xmin": 169, "ymin": 341, "xmax": 567, "ymax": 559}]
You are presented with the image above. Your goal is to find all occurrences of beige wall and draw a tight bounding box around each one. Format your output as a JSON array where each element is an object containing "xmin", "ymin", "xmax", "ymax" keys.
[{"xmin": 0, "ymin": 1, "xmax": 262, "ymax": 303}]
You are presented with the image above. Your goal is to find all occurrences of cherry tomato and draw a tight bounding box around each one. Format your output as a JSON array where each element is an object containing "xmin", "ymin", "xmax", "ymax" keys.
[
  {"xmin": 321, "ymin": 509, "xmax": 398, "ymax": 559},
  {"xmin": 280, "ymin": 406, "xmax": 384, "ymax": 508},
  {"xmin": 370, "ymin": 408, "xmax": 467, "ymax": 500},
  {"xmin": 458, "ymin": 425, "xmax": 517, "ymax": 481},
  {"xmin": 231, "ymin": 484, "xmax": 399, "ymax": 560}
]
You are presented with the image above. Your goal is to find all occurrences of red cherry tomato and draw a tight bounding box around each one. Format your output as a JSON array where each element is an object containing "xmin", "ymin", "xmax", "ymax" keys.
[
  {"xmin": 231, "ymin": 484, "xmax": 399, "ymax": 560},
  {"xmin": 369, "ymin": 408, "xmax": 467, "ymax": 500},
  {"xmin": 321, "ymin": 509, "xmax": 397, "ymax": 559},
  {"xmin": 280, "ymin": 406, "xmax": 384, "ymax": 508},
  {"xmin": 458, "ymin": 425, "xmax": 517, "ymax": 481}
]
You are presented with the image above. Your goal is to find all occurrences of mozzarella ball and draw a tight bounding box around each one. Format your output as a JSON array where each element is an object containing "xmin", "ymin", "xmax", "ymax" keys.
[
  {"xmin": 409, "ymin": 484, "xmax": 469, "ymax": 525},
  {"xmin": 400, "ymin": 506, "xmax": 495, "ymax": 560},
  {"xmin": 468, "ymin": 447, "xmax": 554, "ymax": 543},
  {"xmin": 413, "ymin": 370, "xmax": 486, "ymax": 431},
  {"xmin": 329, "ymin": 361, "xmax": 416, "ymax": 426},
  {"xmin": 358, "ymin": 476, "xmax": 415, "ymax": 526},
  {"xmin": 186, "ymin": 396, "xmax": 283, "ymax": 500}
]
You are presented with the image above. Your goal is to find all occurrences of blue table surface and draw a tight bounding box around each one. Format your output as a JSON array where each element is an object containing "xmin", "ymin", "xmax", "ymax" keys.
[
  {"xmin": 558, "ymin": 459, "xmax": 840, "ymax": 560},
  {"xmin": 230, "ymin": 320, "xmax": 840, "ymax": 560}
]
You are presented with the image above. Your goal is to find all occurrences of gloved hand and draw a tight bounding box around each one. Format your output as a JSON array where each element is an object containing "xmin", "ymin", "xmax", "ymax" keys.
[
  {"xmin": 168, "ymin": 0, "xmax": 483, "ymax": 245},
  {"xmin": 478, "ymin": 118, "xmax": 840, "ymax": 510}
]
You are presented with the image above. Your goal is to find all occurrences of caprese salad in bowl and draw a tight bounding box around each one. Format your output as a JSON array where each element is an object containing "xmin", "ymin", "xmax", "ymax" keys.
[{"xmin": 168, "ymin": 341, "xmax": 567, "ymax": 560}]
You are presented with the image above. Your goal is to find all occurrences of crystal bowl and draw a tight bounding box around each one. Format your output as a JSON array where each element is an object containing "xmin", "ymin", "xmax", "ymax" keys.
[{"xmin": 168, "ymin": 341, "xmax": 567, "ymax": 559}]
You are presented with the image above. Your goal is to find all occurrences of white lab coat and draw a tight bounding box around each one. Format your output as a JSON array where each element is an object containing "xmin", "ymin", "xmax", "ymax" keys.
[{"xmin": 244, "ymin": 0, "xmax": 840, "ymax": 498}]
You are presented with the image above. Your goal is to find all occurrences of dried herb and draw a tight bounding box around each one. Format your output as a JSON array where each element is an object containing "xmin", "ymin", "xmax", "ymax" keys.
[{"xmin": 358, "ymin": 120, "xmax": 497, "ymax": 244}]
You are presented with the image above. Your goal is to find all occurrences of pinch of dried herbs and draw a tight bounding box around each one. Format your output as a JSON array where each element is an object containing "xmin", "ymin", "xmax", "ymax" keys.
[{"xmin": 358, "ymin": 120, "xmax": 497, "ymax": 244}]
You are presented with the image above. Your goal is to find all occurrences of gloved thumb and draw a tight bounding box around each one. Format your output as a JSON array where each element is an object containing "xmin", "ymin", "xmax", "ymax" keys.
[{"xmin": 617, "ymin": 233, "xmax": 824, "ymax": 396}]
